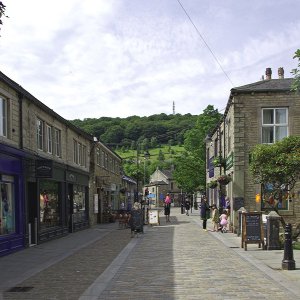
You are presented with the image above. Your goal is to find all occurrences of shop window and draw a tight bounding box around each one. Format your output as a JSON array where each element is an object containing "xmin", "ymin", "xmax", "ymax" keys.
[
  {"xmin": 0, "ymin": 178, "xmax": 15, "ymax": 235},
  {"xmin": 39, "ymin": 180, "xmax": 60, "ymax": 229},
  {"xmin": 262, "ymin": 108, "xmax": 288, "ymax": 144},
  {"xmin": 73, "ymin": 185, "xmax": 87, "ymax": 223},
  {"xmin": 0, "ymin": 97, "xmax": 7, "ymax": 137},
  {"xmin": 261, "ymin": 183, "xmax": 289, "ymax": 210}
]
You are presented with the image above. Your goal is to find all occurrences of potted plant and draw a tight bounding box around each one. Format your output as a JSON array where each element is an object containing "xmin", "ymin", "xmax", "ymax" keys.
[
  {"xmin": 207, "ymin": 180, "xmax": 218, "ymax": 189},
  {"xmin": 217, "ymin": 174, "xmax": 232, "ymax": 185},
  {"xmin": 213, "ymin": 156, "xmax": 226, "ymax": 168}
]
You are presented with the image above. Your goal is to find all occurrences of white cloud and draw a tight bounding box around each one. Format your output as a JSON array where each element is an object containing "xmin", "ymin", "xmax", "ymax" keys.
[{"xmin": 1, "ymin": 0, "xmax": 300, "ymax": 119}]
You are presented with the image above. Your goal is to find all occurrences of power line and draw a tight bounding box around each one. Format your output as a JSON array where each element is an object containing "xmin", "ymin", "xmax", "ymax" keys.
[{"xmin": 176, "ymin": 0, "xmax": 234, "ymax": 87}]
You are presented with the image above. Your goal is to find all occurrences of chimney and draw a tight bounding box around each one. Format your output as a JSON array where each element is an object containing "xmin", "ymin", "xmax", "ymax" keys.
[
  {"xmin": 265, "ymin": 68, "xmax": 272, "ymax": 80},
  {"xmin": 278, "ymin": 67, "xmax": 284, "ymax": 79}
]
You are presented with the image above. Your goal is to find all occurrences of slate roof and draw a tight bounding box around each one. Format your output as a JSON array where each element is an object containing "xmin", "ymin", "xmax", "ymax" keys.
[{"xmin": 231, "ymin": 78, "xmax": 293, "ymax": 93}]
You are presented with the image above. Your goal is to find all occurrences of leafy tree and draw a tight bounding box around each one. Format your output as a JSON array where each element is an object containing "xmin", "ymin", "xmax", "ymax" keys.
[
  {"xmin": 158, "ymin": 149, "xmax": 165, "ymax": 162},
  {"xmin": 250, "ymin": 136, "xmax": 300, "ymax": 225},
  {"xmin": 291, "ymin": 49, "xmax": 300, "ymax": 93},
  {"xmin": 0, "ymin": 2, "xmax": 7, "ymax": 34},
  {"xmin": 174, "ymin": 105, "xmax": 221, "ymax": 194},
  {"xmin": 173, "ymin": 152, "xmax": 205, "ymax": 193}
]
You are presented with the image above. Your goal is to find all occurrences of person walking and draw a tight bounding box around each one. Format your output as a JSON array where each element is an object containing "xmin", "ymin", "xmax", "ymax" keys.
[
  {"xmin": 211, "ymin": 204, "xmax": 219, "ymax": 231},
  {"xmin": 164, "ymin": 193, "xmax": 171, "ymax": 222},
  {"xmin": 185, "ymin": 198, "xmax": 191, "ymax": 216},
  {"xmin": 200, "ymin": 197, "xmax": 210, "ymax": 231},
  {"xmin": 219, "ymin": 210, "xmax": 228, "ymax": 233}
]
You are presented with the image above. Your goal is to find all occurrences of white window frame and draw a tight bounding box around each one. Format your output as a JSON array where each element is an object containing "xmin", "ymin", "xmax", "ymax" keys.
[
  {"xmin": 262, "ymin": 108, "xmax": 288, "ymax": 144},
  {"xmin": 36, "ymin": 118, "xmax": 44, "ymax": 150},
  {"xmin": 0, "ymin": 97, "xmax": 7, "ymax": 137},
  {"xmin": 54, "ymin": 128, "xmax": 61, "ymax": 157},
  {"xmin": 46, "ymin": 124, "xmax": 53, "ymax": 154}
]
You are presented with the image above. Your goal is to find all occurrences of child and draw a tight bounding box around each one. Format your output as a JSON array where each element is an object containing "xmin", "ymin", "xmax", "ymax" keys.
[
  {"xmin": 219, "ymin": 210, "xmax": 228, "ymax": 233},
  {"xmin": 211, "ymin": 204, "xmax": 219, "ymax": 231}
]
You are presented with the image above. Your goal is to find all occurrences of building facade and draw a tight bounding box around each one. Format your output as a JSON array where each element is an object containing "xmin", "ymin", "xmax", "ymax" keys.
[
  {"xmin": 205, "ymin": 68, "xmax": 300, "ymax": 232},
  {"xmin": 0, "ymin": 70, "xmax": 124, "ymax": 256}
]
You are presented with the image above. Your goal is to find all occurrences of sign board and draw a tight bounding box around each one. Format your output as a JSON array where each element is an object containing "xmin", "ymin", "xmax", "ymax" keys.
[
  {"xmin": 36, "ymin": 160, "xmax": 53, "ymax": 178},
  {"xmin": 241, "ymin": 212, "xmax": 264, "ymax": 250},
  {"xmin": 149, "ymin": 209, "xmax": 160, "ymax": 225}
]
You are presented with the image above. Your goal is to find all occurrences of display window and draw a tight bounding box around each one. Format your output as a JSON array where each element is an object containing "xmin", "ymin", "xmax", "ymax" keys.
[
  {"xmin": 39, "ymin": 180, "xmax": 60, "ymax": 229},
  {"xmin": 73, "ymin": 185, "xmax": 87, "ymax": 223},
  {"xmin": 0, "ymin": 176, "xmax": 15, "ymax": 235}
]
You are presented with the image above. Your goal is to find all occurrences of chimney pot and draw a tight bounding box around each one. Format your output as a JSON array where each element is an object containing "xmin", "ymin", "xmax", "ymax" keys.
[
  {"xmin": 278, "ymin": 67, "xmax": 284, "ymax": 79},
  {"xmin": 265, "ymin": 68, "xmax": 272, "ymax": 80}
]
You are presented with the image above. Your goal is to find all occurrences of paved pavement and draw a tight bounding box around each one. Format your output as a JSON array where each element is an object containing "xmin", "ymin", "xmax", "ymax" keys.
[{"xmin": 0, "ymin": 207, "xmax": 300, "ymax": 299}]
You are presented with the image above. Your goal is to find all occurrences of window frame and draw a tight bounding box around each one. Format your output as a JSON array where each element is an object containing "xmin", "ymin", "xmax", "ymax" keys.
[
  {"xmin": 46, "ymin": 124, "xmax": 53, "ymax": 154},
  {"xmin": 261, "ymin": 108, "xmax": 288, "ymax": 144},
  {"xmin": 36, "ymin": 118, "xmax": 44, "ymax": 151},
  {"xmin": 54, "ymin": 128, "xmax": 62, "ymax": 157},
  {"xmin": 0, "ymin": 96, "xmax": 7, "ymax": 137}
]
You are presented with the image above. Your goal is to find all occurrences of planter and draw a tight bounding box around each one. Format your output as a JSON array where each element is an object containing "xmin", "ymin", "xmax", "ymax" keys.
[
  {"xmin": 213, "ymin": 156, "xmax": 226, "ymax": 168},
  {"xmin": 207, "ymin": 180, "xmax": 218, "ymax": 189},
  {"xmin": 217, "ymin": 175, "xmax": 231, "ymax": 185}
]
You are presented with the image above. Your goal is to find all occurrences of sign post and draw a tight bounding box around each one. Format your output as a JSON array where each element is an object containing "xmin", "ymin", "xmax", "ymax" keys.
[{"xmin": 241, "ymin": 212, "xmax": 264, "ymax": 251}]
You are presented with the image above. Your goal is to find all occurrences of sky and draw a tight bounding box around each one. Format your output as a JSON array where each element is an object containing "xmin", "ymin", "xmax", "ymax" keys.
[{"xmin": 0, "ymin": 0, "xmax": 300, "ymax": 120}]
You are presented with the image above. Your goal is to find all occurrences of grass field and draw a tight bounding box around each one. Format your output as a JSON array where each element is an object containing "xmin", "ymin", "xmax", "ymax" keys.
[{"xmin": 116, "ymin": 145, "xmax": 185, "ymax": 161}]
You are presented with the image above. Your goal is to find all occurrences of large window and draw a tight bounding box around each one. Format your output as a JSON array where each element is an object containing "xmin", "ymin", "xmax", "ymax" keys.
[
  {"xmin": 73, "ymin": 139, "xmax": 87, "ymax": 167},
  {"xmin": 39, "ymin": 180, "xmax": 60, "ymax": 229},
  {"xmin": 73, "ymin": 185, "xmax": 87, "ymax": 223},
  {"xmin": 0, "ymin": 97, "xmax": 7, "ymax": 137},
  {"xmin": 0, "ymin": 177, "xmax": 15, "ymax": 235},
  {"xmin": 262, "ymin": 108, "xmax": 288, "ymax": 144}
]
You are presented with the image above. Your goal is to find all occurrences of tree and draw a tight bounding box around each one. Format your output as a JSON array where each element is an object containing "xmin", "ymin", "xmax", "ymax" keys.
[
  {"xmin": 249, "ymin": 136, "xmax": 300, "ymax": 225},
  {"xmin": 173, "ymin": 152, "xmax": 205, "ymax": 193},
  {"xmin": 0, "ymin": 1, "xmax": 7, "ymax": 35},
  {"xmin": 174, "ymin": 105, "xmax": 222, "ymax": 194},
  {"xmin": 291, "ymin": 49, "xmax": 300, "ymax": 93}
]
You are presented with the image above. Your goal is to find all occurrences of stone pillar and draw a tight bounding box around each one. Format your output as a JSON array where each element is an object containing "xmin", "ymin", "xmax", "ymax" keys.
[{"xmin": 266, "ymin": 211, "xmax": 281, "ymax": 250}]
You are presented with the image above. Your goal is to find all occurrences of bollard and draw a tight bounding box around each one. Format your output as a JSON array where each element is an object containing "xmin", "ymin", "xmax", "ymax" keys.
[{"xmin": 282, "ymin": 223, "xmax": 296, "ymax": 270}]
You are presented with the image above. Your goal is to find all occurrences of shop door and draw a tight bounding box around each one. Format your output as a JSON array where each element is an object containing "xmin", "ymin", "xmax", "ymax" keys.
[
  {"xmin": 68, "ymin": 183, "xmax": 74, "ymax": 232},
  {"xmin": 27, "ymin": 182, "xmax": 38, "ymax": 245}
]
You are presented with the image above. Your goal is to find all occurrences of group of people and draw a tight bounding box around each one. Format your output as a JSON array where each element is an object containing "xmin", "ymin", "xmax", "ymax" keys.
[
  {"xmin": 129, "ymin": 193, "xmax": 230, "ymax": 237},
  {"xmin": 200, "ymin": 197, "xmax": 229, "ymax": 232}
]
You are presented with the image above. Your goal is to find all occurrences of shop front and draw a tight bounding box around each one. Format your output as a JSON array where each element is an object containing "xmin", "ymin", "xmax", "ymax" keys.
[
  {"xmin": 66, "ymin": 170, "xmax": 89, "ymax": 232},
  {"xmin": 0, "ymin": 144, "xmax": 25, "ymax": 256}
]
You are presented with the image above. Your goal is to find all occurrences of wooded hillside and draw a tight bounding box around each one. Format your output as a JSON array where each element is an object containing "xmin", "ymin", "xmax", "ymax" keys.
[{"xmin": 71, "ymin": 113, "xmax": 198, "ymax": 149}]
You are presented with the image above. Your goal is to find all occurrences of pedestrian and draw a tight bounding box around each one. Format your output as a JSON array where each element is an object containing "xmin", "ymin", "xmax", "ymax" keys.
[
  {"xmin": 219, "ymin": 210, "xmax": 228, "ymax": 233},
  {"xmin": 200, "ymin": 197, "xmax": 210, "ymax": 231},
  {"xmin": 185, "ymin": 198, "xmax": 191, "ymax": 216},
  {"xmin": 211, "ymin": 204, "xmax": 219, "ymax": 231},
  {"xmin": 164, "ymin": 193, "xmax": 171, "ymax": 222}
]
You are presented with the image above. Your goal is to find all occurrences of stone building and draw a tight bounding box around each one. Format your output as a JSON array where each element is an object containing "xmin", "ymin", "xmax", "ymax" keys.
[
  {"xmin": 0, "ymin": 70, "xmax": 124, "ymax": 256},
  {"xmin": 205, "ymin": 68, "xmax": 300, "ymax": 232},
  {"xmin": 146, "ymin": 168, "xmax": 181, "ymax": 206}
]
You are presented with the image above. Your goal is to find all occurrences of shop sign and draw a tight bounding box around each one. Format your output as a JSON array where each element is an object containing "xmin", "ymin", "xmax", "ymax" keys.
[
  {"xmin": 66, "ymin": 171, "xmax": 77, "ymax": 182},
  {"xmin": 36, "ymin": 160, "xmax": 53, "ymax": 178},
  {"xmin": 226, "ymin": 152, "xmax": 234, "ymax": 170}
]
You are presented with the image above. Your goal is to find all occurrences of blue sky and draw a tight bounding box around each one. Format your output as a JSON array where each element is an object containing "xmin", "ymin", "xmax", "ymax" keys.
[{"xmin": 1, "ymin": 0, "xmax": 299, "ymax": 120}]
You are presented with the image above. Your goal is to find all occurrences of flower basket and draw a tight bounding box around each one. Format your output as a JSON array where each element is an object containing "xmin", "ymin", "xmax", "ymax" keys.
[
  {"xmin": 213, "ymin": 156, "xmax": 226, "ymax": 168},
  {"xmin": 217, "ymin": 174, "xmax": 232, "ymax": 185},
  {"xmin": 207, "ymin": 180, "xmax": 218, "ymax": 189}
]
